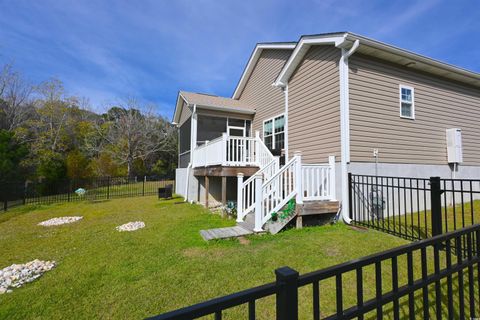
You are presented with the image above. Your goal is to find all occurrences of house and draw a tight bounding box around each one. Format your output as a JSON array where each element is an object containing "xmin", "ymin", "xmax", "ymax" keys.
[{"xmin": 173, "ymin": 32, "xmax": 480, "ymax": 233}]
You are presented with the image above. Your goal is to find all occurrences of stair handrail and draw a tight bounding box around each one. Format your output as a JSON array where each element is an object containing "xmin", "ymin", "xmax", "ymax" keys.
[
  {"xmin": 253, "ymin": 152, "xmax": 303, "ymax": 230},
  {"xmin": 237, "ymin": 158, "xmax": 279, "ymax": 221},
  {"xmin": 254, "ymin": 131, "xmax": 276, "ymax": 167}
]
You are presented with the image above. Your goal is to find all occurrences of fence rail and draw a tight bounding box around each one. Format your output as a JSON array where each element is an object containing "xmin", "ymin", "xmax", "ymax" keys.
[
  {"xmin": 349, "ymin": 174, "xmax": 480, "ymax": 241},
  {"xmin": 1, "ymin": 175, "xmax": 174, "ymax": 211},
  {"xmin": 147, "ymin": 223, "xmax": 480, "ymax": 319}
]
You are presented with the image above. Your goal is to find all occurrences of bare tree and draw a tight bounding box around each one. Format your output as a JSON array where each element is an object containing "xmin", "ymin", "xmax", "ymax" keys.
[
  {"xmin": 27, "ymin": 78, "xmax": 71, "ymax": 154},
  {"xmin": 89, "ymin": 98, "xmax": 175, "ymax": 176},
  {"xmin": 0, "ymin": 63, "xmax": 34, "ymax": 131}
]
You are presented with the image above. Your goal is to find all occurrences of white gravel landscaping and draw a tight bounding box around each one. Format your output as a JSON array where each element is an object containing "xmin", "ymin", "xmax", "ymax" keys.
[
  {"xmin": 0, "ymin": 260, "xmax": 55, "ymax": 294},
  {"xmin": 38, "ymin": 216, "xmax": 83, "ymax": 226},
  {"xmin": 116, "ymin": 221, "xmax": 145, "ymax": 232}
]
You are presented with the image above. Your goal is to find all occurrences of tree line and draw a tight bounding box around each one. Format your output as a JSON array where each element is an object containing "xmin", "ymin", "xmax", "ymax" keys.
[{"xmin": 0, "ymin": 63, "xmax": 177, "ymax": 187}]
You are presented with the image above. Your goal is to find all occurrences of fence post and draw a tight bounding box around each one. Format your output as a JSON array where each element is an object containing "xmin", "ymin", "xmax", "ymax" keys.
[
  {"xmin": 68, "ymin": 180, "xmax": 72, "ymax": 202},
  {"xmin": 142, "ymin": 176, "xmax": 145, "ymax": 196},
  {"xmin": 348, "ymin": 173, "xmax": 353, "ymax": 220},
  {"xmin": 236, "ymin": 173, "xmax": 244, "ymax": 223},
  {"xmin": 275, "ymin": 266, "xmax": 299, "ymax": 320},
  {"xmin": 3, "ymin": 200, "xmax": 7, "ymax": 212},
  {"xmin": 107, "ymin": 177, "xmax": 110, "ymax": 200},
  {"xmin": 430, "ymin": 176, "xmax": 443, "ymax": 236},
  {"xmin": 23, "ymin": 183, "xmax": 26, "ymax": 205}
]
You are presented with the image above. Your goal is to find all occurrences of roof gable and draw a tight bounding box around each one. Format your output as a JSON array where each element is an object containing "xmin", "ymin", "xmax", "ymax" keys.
[
  {"xmin": 231, "ymin": 42, "xmax": 296, "ymax": 99},
  {"xmin": 274, "ymin": 32, "xmax": 480, "ymax": 89}
]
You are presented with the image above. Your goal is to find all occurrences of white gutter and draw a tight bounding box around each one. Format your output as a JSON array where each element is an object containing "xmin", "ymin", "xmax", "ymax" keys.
[{"xmin": 339, "ymin": 39, "xmax": 359, "ymax": 224}]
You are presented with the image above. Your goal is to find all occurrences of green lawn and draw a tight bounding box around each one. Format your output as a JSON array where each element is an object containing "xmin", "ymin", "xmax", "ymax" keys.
[
  {"xmin": 22, "ymin": 180, "xmax": 175, "ymax": 204},
  {"xmin": 362, "ymin": 200, "xmax": 480, "ymax": 240},
  {"xmin": 0, "ymin": 196, "xmax": 476, "ymax": 319}
]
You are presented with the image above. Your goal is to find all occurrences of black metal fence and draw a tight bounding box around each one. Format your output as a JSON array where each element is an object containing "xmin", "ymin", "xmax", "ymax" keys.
[
  {"xmin": 349, "ymin": 174, "xmax": 480, "ymax": 241},
  {"xmin": 147, "ymin": 224, "xmax": 480, "ymax": 319},
  {"xmin": 1, "ymin": 175, "xmax": 174, "ymax": 211}
]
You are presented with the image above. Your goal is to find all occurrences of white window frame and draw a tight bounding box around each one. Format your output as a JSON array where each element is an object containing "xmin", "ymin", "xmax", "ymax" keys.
[
  {"xmin": 399, "ymin": 85, "xmax": 415, "ymax": 120},
  {"xmin": 263, "ymin": 113, "xmax": 285, "ymax": 150}
]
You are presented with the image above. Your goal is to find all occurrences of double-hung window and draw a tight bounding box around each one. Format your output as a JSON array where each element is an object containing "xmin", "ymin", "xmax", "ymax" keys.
[
  {"xmin": 263, "ymin": 114, "xmax": 285, "ymax": 150},
  {"xmin": 399, "ymin": 85, "xmax": 415, "ymax": 119}
]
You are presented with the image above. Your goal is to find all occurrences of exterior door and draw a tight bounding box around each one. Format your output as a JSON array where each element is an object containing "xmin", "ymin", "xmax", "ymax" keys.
[
  {"xmin": 227, "ymin": 126, "xmax": 245, "ymax": 137},
  {"xmin": 227, "ymin": 126, "xmax": 246, "ymax": 163}
]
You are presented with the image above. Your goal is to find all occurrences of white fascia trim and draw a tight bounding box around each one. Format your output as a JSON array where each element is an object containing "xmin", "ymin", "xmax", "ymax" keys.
[
  {"xmin": 172, "ymin": 92, "xmax": 191, "ymax": 126},
  {"xmin": 273, "ymin": 36, "xmax": 346, "ymax": 87},
  {"xmin": 232, "ymin": 43, "xmax": 296, "ymax": 99},
  {"xmin": 196, "ymin": 104, "xmax": 255, "ymax": 115},
  {"xmin": 345, "ymin": 33, "xmax": 480, "ymax": 85}
]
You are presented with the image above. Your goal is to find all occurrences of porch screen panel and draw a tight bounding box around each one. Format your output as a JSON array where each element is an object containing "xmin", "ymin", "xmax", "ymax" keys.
[
  {"xmin": 179, "ymin": 118, "xmax": 191, "ymax": 153},
  {"xmin": 197, "ymin": 115, "xmax": 227, "ymax": 144}
]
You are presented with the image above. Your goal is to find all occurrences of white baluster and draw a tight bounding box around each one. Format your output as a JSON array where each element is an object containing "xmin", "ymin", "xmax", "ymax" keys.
[
  {"xmin": 294, "ymin": 151, "xmax": 303, "ymax": 205},
  {"xmin": 329, "ymin": 155, "xmax": 336, "ymax": 200},
  {"xmin": 237, "ymin": 173, "xmax": 244, "ymax": 222},
  {"xmin": 254, "ymin": 173, "xmax": 263, "ymax": 232},
  {"xmin": 222, "ymin": 133, "xmax": 228, "ymax": 165}
]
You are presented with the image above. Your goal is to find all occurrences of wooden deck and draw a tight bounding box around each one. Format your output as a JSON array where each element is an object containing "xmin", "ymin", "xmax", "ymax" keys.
[
  {"xmin": 193, "ymin": 165, "xmax": 259, "ymax": 177},
  {"xmin": 200, "ymin": 225, "xmax": 254, "ymax": 241}
]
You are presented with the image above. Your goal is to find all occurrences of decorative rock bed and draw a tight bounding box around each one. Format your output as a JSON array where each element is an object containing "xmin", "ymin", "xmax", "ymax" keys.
[
  {"xmin": 38, "ymin": 216, "xmax": 83, "ymax": 226},
  {"xmin": 0, "ymin": 260, "xmax": 56, "ymax": 294},
  {"xmin": 116, "ymin": 221, "xmax": 145, "ymax": 232}
]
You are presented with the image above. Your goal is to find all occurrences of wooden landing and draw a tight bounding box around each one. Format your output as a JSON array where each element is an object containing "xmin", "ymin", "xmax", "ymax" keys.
[
  {"xmin": 299, "ymin": 200, "xmax": 340, "ymax": 216},
  {"xmin": 194, "ymin": 165, "xmax": 259, "ymax": 177},
  {"xmin": 200, "ymin": 226, "xmax": 253, "ymax": 241}
]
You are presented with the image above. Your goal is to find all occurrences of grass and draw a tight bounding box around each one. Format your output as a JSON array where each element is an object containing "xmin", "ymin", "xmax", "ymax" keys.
[
  {"xmin": 21, "ymin": 180, "xmax": 175, "ymax": 205},
  {"xmin": 357, "ymin": 200, "xmax": 480, "ymax": 241},
  {"xmin": 0, "ymin": 196, "xmax": 477, "ymax": 319}
]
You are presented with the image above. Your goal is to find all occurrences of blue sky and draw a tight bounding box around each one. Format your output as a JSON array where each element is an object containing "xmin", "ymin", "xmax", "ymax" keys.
[{"xmin": 0, "ymin": 0, "xmax": 479, "ymax": 118}]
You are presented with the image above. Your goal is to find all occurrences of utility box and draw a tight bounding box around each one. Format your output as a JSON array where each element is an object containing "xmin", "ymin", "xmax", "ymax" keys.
[{"xmin": 446, "ymin": 128, "xmax": 463, "ymax": 163}]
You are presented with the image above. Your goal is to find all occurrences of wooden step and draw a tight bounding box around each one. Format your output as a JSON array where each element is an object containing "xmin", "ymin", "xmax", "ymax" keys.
[
  {"xmin": 200, "ymin": 226, "xmax": 253, "ymax": 241},
  {"xmin": 299, "ymin": 200, "xmax": 339, "ymax": 216},
  {"xmin": 237, "ymin": 221, "xmax": 255, "ymax": 232}
]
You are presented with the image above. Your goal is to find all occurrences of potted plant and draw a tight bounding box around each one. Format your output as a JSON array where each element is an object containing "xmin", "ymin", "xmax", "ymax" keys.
[{"xmin": 271, "ymin": 211, "xmax": 278, "ymax": 222}]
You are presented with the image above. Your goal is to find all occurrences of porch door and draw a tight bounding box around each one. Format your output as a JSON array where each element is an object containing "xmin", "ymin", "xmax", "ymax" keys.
[
  {"xmin": 227, "ymin": 126, "xmax": 246, "ymax": 163},
  {"xmin": 227, "ymin": 126, "xmax": 245, "ymax": 137}
]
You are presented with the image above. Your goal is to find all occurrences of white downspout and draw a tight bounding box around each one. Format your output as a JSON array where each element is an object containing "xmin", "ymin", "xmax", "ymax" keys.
[
  {"xmin": 185, "ymin": 104, "xmax": 197, "ymax": 202},
  {"xmin": 339, "ymin": 39, "xmax": 359, "ymax": 224},
  {"xmin": 284, "ymin": 84, "xmax": 289, "ymax": 162}
]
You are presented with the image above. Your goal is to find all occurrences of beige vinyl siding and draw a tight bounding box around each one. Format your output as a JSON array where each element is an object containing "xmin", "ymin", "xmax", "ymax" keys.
[
  {"xmin": 239, "ymin": 49, "xmax": 292, "ymax": 134},
  {"xmin": 288, "ymin": 46, "xmax": 341, "ymax": 163},
  {"xmin": 349, "ymin": 54, "xmax": 480, "ymax": 165},
  {"xmin": 178, "ymin": 101, "xmax": 192, "ymax": 126}
]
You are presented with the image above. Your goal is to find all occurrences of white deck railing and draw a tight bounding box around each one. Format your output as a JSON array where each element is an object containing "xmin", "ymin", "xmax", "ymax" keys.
[
  {"xmin": 257, "ymin": 154, "xmax": 301, "ymax": 229},
  {"xmin": 192, "ymin": 132, "xmax": 275, "ymax": 168},
  {"xmin": 237, "ymin": 158, "xmax": 279, "ymax": 221},
  {"xmin": 237, "ymin": 154, "xmax": 336, "ymax": 231},
  {"xmin": 301, "ymin": 156, "xmax": 336, "ymax": 201}
]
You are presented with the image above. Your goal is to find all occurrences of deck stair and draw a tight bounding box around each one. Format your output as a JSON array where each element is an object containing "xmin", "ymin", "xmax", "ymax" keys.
[{"xmin": 264, "ymin": 210, "xmax": 297, "ymax": 235}]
